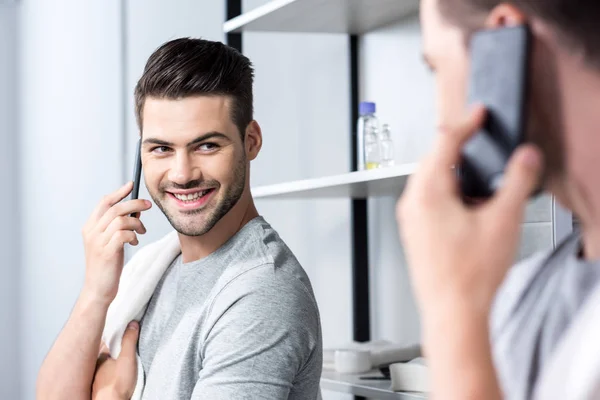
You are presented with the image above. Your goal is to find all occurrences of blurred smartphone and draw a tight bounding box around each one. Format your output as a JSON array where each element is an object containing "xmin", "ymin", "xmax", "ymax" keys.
[
  {"xmin": 458, "ymin": 24, "xmax": 532, "ymax": 199},
  {"xmin": 130, "ymin": 138, "xmax": 142, "ymax": 217}
]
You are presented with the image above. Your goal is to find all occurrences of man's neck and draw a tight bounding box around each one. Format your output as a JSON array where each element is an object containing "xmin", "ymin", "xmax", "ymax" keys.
[
  {"xmin": 580, "ymin": 225, "xmax": 600, "ymax": 260},
  {"xmin": 177, "ymin": 192, "xmax": 259, "ymax": 263},
  {"xmin": 556, "ymin": 57, "xmax": 600, "ymax": 260}
]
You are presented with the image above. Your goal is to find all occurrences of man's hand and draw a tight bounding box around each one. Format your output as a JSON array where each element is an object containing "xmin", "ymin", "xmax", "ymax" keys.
[
  {"xmin": 82, "ymin": 181, "xmax": 152, "ymax": 305},
  {"xmin": 397, "ymin": 105, "xmax": 543, "ymax": 320},
  {"xmin": 396, "ymin": 105, "xmax": 543, "ymax": 399},
  {"xmin": 92, "ymin": 321, "xmax": 140, "ymax": 400}
]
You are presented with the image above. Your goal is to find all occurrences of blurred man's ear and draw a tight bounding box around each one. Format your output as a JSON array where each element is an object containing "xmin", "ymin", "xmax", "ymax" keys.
[{"xmin": 485, "ymin": 4, "xmax": 528, "ymax": 29}]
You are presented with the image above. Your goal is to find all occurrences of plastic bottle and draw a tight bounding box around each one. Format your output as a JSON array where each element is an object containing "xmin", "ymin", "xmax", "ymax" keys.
[
  {"xmin": 357, "ymin": 102, "xmax": 380, "ymax": 170},
  {"xmin": 379, "ymin": 124, "xmax": 395, "ymax": 167}
]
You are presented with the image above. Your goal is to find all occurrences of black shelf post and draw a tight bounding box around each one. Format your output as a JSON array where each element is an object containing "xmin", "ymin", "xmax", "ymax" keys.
[
  {"xmin": 350, "ymin": 33, "xmax": 370, "ymax": 400},
  {"xmin": 226, "ymin": 0, "xmax": 242, "ymax": 51},
  {"xmin": 349, "ymin": 34, "xmax": 371, "ymax": 344}
]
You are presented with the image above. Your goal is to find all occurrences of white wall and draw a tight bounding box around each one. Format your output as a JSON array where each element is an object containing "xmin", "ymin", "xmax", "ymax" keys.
[
  {"xmin": 0, "ymin": 4, "xmax": 21, "ymax": 399},
  {"xmin": 18, "ymin": 1, "xmax": 124, "ymax": 397}
]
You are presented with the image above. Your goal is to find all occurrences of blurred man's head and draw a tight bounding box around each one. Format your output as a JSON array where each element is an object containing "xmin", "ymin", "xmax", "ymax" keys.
[
  {"xmin": 134, "ymin": 38, "xmax": 262, "ymax": 237},
  {"xmin": 421, "ymin": 0, "xmax": 600, "ymax": 205}
]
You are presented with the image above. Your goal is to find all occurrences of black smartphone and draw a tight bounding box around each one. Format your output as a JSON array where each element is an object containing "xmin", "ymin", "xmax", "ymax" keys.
[
  {"xmin": 130, "ymin": 138, "xmax": 142, "ymax": 217},
  {"xmin": 458, "ymin": 24, "xmax": 532, "ymax": 199}
]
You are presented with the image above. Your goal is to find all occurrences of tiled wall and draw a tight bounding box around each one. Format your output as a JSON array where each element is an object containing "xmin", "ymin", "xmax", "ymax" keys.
[{"xmin": 519, "ymin": 194, "xmax": 555, "ymax": 261}]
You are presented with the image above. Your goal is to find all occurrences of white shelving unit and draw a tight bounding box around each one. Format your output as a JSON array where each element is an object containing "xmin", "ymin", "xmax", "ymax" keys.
[
  {"xmin": 252, "ymin": 164, "xmax": 416, "ymax": 199},
  {"xmin": 321, "ymin": 370, "xmax": 427, "ymax": 399},
  {"xmin": 225, "ymin": 1, "xmax": 424, "ymax": 399},
  {"xmin": 224, "ymin": 0, "xmax": 420, "ymax": 34}
]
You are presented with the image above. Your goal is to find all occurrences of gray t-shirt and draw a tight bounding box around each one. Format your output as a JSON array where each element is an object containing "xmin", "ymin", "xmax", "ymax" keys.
[
  {"xmin": 491, "ymin": 232, "xmax": 600, "ymax": 400},
  {"xmin": 138, "ymin": 217, "xmax": 322, "ymax": 399}
]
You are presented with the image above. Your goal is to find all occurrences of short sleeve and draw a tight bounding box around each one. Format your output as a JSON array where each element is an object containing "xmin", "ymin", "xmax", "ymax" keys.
[{"xmin": 191, "ymin": 265, "xmax": 322, "ymax": 400}]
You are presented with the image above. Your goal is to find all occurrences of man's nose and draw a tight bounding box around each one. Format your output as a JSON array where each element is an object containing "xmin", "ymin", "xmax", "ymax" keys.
[{"xmin": 167, "ymin": 153, "xmax": 199, "ymax": 185}]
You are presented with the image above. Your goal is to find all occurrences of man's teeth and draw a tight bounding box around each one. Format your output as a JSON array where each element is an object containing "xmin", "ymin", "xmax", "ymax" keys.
[{"xmin": 173, "ymin": 190, "xmax": 209, "ymax": 201}]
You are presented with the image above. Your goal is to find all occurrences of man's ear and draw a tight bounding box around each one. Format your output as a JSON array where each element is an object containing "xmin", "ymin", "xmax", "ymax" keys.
[
  {"xmin": 244, "ymin": 120, "xmax": 263, "ymax": 161},
  {"xmin": 485, "ymin": 3, "xmax": 528, "ymax": 28}
]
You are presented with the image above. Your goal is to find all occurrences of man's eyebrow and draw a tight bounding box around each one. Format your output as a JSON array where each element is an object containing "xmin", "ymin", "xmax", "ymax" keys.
[
  {"xmin": 143, "ymin": 132, "xmax": 230, "ymax": 147},
  {"xmin": 142, "ymin": 138, "xmax": 172, "ymax": 146},
  {"xmin": 186, "ymin": 132, "xmax": 230, "ymax": 146}
]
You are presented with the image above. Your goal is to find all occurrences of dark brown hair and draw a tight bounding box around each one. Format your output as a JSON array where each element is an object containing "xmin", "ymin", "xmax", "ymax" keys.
[
  {"xmin": 134, "ymin": 38, "xmax": 254, "ymax": 137},
  {"xmin": 438, "ymin": 0, "xmax": 600, "ymax": 68}
]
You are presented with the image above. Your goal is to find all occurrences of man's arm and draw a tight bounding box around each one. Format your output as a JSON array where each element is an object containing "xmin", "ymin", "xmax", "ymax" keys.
[
  {"xmin": 37, "ymin": 182, "xmax": 151, "ymax": 400},
  {"xmin": 36, "ymin": 292, "xmax": 110, "ymax": 400},
  {"xmin": 396, "ymin": 106, "xmax": 543, "ymax": 399},
  {"xmin": 191, "ymin": 267, "xmax": 321, "ymax": 399},
  {"xmin": 422, "ymin": 305, "xmax": 502, "ymax": 400},
  {"xmin": 92, "ymin": 322, "xmax": 140, "ymax": 400}
]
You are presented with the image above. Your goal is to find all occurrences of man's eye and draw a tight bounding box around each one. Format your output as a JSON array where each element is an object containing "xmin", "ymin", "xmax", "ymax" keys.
[
  {"xmin": 198, "ymin": 143, "xmax": 219, "ymax": 151},
  {"xmin": 151, "ymin": 146, "xmax": 171, "ymax": 153}
]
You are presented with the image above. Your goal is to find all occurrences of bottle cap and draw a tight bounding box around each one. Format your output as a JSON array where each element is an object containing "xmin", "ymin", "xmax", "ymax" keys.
[{"xmin": 359, "ymin": 102, "xmax": 376, "ymax": 115}]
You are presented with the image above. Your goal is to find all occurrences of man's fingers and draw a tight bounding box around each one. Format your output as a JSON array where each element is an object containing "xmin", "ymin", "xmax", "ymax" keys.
[
  {"xmin": 103, "ymin": 216, "xmax": 147, "ymax": 244},
  {"xmin": 106, "ymin": 230, "xmax": 138, "ymax": 253},
  {"xmin": 490, "ymin": 145, "xmax": 543, "ymax": 218},
  {"xmin": 430, "ymin": 105, "xmax": 486, "ymax": 171},
  {"xmin": 96, "ymin": 199, "xmax": 152, "ymax": 233},
  {"xmin": 119, "ymin": 321, "xmax": 140, "ymax": 362},
  {"xmin": 88, "ymin": 182, "xmax": 134, "ymax": 225}
]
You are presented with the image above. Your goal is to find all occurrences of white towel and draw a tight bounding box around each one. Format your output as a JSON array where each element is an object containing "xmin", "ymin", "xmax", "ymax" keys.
[{"xmin": 101, "ymin": 231, "xmax": 181, "ymax": 400}]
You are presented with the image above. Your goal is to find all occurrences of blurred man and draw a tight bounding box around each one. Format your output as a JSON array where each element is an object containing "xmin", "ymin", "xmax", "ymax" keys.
[
  {"xmin": 397, "ymin": 0, "xmax": 600, "ymax": 399},
  {"xmin": 37, "ymin": 38, "xmax": 322, "ymax": 400}
]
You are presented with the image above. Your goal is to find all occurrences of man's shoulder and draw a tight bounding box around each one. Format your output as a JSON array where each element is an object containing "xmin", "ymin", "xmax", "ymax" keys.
[
  {"xmin": 490, "ymin": 250, "xmax": 552, "ymax": 333},
  {"xmin": 490, "ymin": 232, "xmax": 581, "ymax": 333},
  {"xmin": 198, "ymin": 217, "xmax": 321, "ymax": 331},
  {"xmin": 214, "ymin": 261, "xmax": 319, "ymax": 314},
  {"xmin": 225, "ymin": 217, "xmax": 313, "ymax": 297},
  {"xmin": 245, "ymin": 217, "xmax": 303, "ymax": 267}
]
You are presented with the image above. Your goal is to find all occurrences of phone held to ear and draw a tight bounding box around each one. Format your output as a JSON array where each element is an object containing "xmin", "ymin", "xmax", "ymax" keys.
[
  {"xmin": 130, "ymin": 138, "xmax": 142, "ymax": 217},
  {"xmin": 458, "ymin": 24, "xmax": 534, "ymax": 200}
]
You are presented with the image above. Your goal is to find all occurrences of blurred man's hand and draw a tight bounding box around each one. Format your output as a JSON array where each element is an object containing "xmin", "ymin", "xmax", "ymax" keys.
[
  {"xmin": 92, "ymin": 322, "xmax": 139, "ymax": 400},
  {"xmin": 396, "ymin": 105, "xmax": 543, "ymax": 324}
]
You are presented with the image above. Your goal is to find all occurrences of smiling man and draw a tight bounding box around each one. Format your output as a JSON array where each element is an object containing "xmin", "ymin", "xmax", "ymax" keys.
[{"xmin": 37, "ymin": 38, "xmax": 322, "ymax": 400}]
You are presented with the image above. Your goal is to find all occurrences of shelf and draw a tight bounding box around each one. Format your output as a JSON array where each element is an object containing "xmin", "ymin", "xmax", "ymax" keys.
[
  {"xmin": 224, "ymin": 0, "xmax": 420, "ymax": 35},
  {"xmin": 321, "ymin": 370, "xmax": 427, "ymax": 399},
  {"xmin": 251, "ymin": 164, "xmax": 416, "ymax": 199}
]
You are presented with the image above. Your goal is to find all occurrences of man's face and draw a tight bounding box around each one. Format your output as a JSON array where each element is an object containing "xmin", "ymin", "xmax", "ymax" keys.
[
  {"xmin": 421, "ymin": 0, "xmax": 565, "ymax": 186},
  {"xmin": 141, "ymin": 96, "xmax": 247, "ymax": 236},
  {"xmin": 420, "ymin": 0, "xmax": 471, "ymax": 129}
]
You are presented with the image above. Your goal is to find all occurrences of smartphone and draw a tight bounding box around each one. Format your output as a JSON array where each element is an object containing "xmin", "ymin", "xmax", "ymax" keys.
[
  {"xmin": 130, "ymin": 138, "xmax": 142, "ymax": 217},
  {"xmin": 458, "ymin": 24, "xmax": 532, "ymax": 199}
]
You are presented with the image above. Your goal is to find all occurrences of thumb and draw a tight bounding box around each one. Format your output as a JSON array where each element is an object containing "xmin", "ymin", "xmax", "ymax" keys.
[
  {"xmin": 490, "ymin": 145, "xmax": 543, "ymax": 218},
  {"xmin": 119, "ymin": 321, "xmax": 139, "ymax": 361}
]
